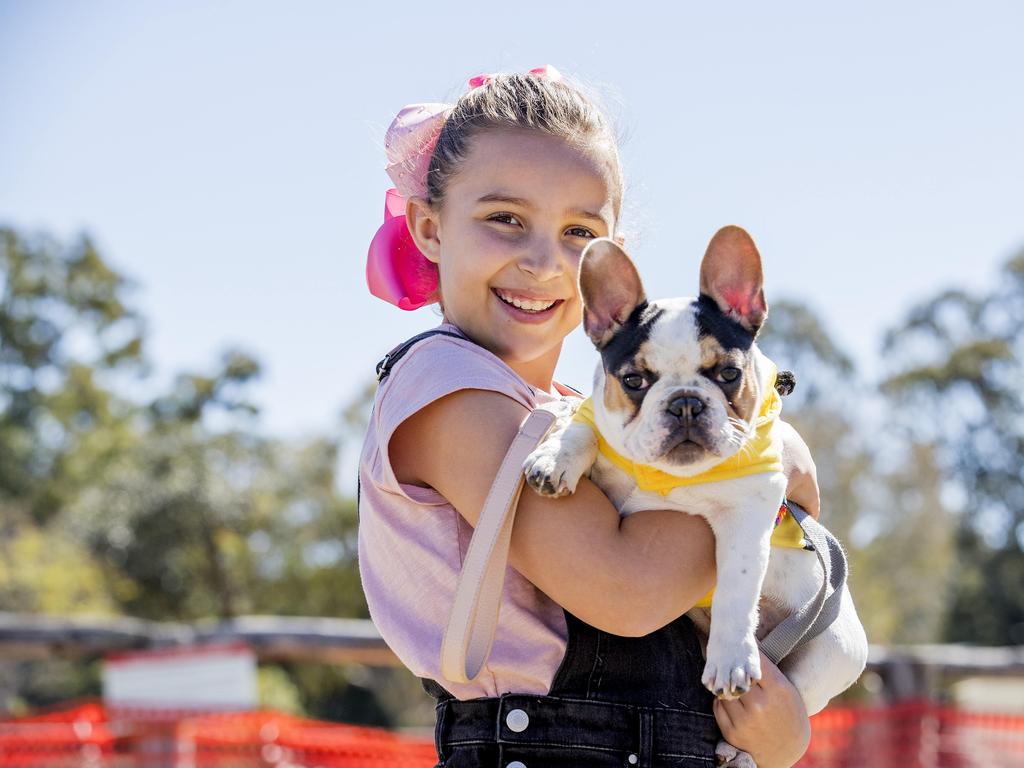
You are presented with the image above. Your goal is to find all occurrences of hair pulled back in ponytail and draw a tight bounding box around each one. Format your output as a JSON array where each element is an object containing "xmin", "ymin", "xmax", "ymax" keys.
[{"xmin": 425, "ymin": 73, "xmax": 623, "ymax": 222}]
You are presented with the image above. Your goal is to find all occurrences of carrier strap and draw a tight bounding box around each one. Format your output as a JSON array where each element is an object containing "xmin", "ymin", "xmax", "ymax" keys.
[
  {"xmin": 440, "ymin": 408, "xmax": 557, "ymax": 683},
  {"xmin": 758, "ymin": 501, "xmax": 849, "ymax": 665}
]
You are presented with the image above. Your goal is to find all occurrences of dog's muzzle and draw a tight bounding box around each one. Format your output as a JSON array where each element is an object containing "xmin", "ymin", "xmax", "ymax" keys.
[
  {"xmin": 659, "ymin": 392, "xmax": 718, "ymax": 461},
  {"xmin": 667, "ymin": 395, "xmax": 705, "ymax": 420}
]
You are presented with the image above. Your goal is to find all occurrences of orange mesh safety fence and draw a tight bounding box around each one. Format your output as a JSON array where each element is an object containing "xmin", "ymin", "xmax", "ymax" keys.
[
  {"xmin": 0, "ymin": 700, "xmax": 115, "ymax": 767},
  {"xmin": 802, "ymin": 699, "xmax": 1024, "ymax": 768},
  {"xmin": 2, "ymin": 698, "xmax": 1024, "ymax": 767},
  {"xmin": 183, "ymin": 709, "xmax": 438, "ymax": 767}
]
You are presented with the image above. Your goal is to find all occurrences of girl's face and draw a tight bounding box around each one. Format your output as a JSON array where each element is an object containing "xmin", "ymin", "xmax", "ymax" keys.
[{"xmin": 415, "ymin": 128, "xmax": 618, "ymax": 384}]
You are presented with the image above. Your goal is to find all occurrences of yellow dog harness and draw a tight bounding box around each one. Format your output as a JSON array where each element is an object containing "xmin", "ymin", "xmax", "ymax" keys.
[{"xmin": 571, "ymin": 364, "xmax": 805, "ymax": 608}]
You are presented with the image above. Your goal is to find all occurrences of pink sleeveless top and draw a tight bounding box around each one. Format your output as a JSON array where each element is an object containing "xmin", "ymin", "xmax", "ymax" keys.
[{"xmin": 357, "ymin": 323, "xmax": 579, "ymax": 700}]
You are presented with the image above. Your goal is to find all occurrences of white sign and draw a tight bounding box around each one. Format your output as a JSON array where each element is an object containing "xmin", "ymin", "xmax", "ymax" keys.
[{"xmin": 103, "ymin": 643, "xmax": 257, "ymax": 710}]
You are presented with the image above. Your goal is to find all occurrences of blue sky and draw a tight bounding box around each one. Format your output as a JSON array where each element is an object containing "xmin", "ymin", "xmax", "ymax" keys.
[{"xmin": 2, "ymin": 0, "xmax": 1023, "ymax": 464}]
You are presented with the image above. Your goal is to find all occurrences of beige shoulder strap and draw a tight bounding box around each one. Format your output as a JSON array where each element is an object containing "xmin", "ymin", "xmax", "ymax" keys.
[{"xmin": 440, "ymin": 408, "xmax": 557, "ymax": 684}]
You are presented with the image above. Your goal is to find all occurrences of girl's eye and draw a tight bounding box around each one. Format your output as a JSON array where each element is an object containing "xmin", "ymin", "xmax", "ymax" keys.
[
  {"xmin": 488, "ymin": 212, "xmax": 521, "ymax": 227},
  {"xmin": 719, "ymin": 367, "xmax": 741, "ymax": 383},
  {"xmin": 622, "ymin": 373, "xmax": 647, "ymax": 391},
  {"xmin": 566, "ymin": 226, "xmax": 596, "ymax": 239}
]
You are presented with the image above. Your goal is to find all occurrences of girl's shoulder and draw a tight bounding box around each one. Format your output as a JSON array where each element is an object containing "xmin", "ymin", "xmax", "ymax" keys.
[
  {"xmin": 366, "ymin": 323, "xmax": 539, "ymax": 496},
  {"xmin": 374, "ymin": 322, "xmax": 538, "ymax": 429}
]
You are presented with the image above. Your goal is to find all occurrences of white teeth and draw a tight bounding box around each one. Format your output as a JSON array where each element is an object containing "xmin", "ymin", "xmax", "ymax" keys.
[{"xmin": 496, "ymin": 290, "xmax": 556, "ymax": 312}]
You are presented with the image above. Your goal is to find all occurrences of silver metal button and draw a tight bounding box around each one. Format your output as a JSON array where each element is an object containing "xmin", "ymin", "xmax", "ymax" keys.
[
  {"xmin": 505, "ymin": 708, "xmax": 530, "ymax": 733},
  {"xmin": 507, "ymin": 762, "xmax": 527, "ymax": 768},
  {"xmin": 628, "ymin": 754, "xmax": 638, "ymax": 765}
]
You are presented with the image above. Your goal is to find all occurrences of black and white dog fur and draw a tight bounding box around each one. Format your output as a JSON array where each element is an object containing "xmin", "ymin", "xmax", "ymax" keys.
[{"xmin": 523, "ymin": 227, "xmax": 868, "ymax": 767}]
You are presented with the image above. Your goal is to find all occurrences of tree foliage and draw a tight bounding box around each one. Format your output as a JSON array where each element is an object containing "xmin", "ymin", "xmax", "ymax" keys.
[
  {"xmin": 760, "ymin": 302, "xmax": 956, "ymax": 646},
  {"xmin": 0, "ymin": 225, "xmax": 371, "ymax": 715},
  {"xmin": 881, "ymin": 250, "xmax": 1024, "ymax": 644}
]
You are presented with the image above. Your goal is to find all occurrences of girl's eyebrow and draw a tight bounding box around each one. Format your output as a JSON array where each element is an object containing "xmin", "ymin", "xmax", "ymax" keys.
[
  {"xmin": 477, "ymin": 193, "xmax": 605, "ymax": 223},
  {"xmin": 476, "ymin": 193, "xmax": 532, "ymax": 207},
  {"xmin": 567, "ymin": 207, "xmax": 607, "ymax": 224}
]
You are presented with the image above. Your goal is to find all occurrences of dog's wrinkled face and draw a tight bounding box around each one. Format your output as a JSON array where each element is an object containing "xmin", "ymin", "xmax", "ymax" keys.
[{"xmin": 581, "ymin": 227, "xmax": 770, "ymax": 477}]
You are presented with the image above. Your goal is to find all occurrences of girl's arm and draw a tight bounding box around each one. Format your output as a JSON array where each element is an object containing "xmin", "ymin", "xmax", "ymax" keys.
[{"xmin": 390, "ymin": 388, "xmax": 818, "ymax": 636}]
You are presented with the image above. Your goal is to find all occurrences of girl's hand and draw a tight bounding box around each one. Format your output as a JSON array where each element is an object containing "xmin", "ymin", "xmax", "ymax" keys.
[
  {"xmin": 713, "ymin": 651, "xmax": 811, "ymax": 768},
  {"xmin": 777, "ymin": 420, "xmax": 820, "ymax": 519}
]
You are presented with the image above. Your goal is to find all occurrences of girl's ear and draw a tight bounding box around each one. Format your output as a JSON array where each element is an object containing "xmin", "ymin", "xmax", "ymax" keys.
[{"xmin": 406, "ymin": 196, "xmax": 441, "ymax": 264}]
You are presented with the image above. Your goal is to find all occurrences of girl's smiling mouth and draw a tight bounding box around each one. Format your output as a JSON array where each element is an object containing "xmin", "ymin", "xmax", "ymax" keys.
[
  {"xmin": 493, "ymin": 287, "xmax": 562, "ymax": 312},
  {"xmin": 492, "ymin": 287, "xmax": 565, "ymax": 320}
]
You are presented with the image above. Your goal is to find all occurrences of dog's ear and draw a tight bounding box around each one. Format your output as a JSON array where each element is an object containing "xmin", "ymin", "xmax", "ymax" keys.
[
  {"xmin": 699, "ymin": 225, "xmax": 767, "ymax": 334},
  {"xmin": 579, "ymin": 238, "xmax": 646, "ymax": 348}
]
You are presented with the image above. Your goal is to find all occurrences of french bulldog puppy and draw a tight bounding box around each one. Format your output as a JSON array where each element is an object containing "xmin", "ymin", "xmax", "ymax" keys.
[{"xmin": 523, "ymin": 227, "xmax": 868, "ymax": 767}]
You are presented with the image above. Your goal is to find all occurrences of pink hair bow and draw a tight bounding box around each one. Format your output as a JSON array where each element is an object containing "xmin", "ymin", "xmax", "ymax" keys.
[
  {"xmin": 468, "ymin": 65, "xmax": 561, "ymax": 90},
  {"xmin": 367, "ymin": 65, "xmax": 563, "ymax": 310}
]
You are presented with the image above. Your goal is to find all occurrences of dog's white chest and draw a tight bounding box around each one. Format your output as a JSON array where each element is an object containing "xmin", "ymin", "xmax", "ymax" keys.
[{"xmin": 594, "ymin": 456, "xmax": 822, "ymax": 618}]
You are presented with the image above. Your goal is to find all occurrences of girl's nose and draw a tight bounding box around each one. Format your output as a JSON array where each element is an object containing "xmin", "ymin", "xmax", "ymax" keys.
[{"xmin": 517, "ymin": 241, "xmax": 565, "ymax": 282}]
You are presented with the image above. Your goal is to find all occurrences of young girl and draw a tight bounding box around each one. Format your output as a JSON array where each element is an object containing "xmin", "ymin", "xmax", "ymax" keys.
[{"xmin": 358, "ymin": 67, "xmax": 820, "ymax": 768}]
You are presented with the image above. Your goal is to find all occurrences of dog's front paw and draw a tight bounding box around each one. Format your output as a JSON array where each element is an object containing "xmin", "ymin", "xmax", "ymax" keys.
[
  {"xmin": 522, "ymin": 442, "xmax": 582, "ymax": 497},
  {"xmin": 524, "ymin": 444, "xmax": 581, "ymax": 499},
  {"xmin": 522, "ymin": 413, "xmax": 596, "ymax": 498},
  {"xmin": 716, "ymin": 741, "xmax": 757, "ymax": 768},
  {"xmin": 702, "ymin": 637, "xmax": 761, "ymax": 699}
]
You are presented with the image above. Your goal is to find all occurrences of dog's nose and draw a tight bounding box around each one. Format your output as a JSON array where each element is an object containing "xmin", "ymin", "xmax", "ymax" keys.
[{"xmin": 667, "ymin": 396, "xmax": 704, "ymax": 419}]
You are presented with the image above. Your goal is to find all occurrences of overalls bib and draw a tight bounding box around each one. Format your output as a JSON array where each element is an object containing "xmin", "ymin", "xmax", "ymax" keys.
[{"xmin": 424, "ymin": 610, "xmax": 720, "ymax": 768}]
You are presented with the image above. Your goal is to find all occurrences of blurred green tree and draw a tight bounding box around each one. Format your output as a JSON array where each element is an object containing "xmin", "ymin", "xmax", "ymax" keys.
[
  {"xmin": 881, "ymin": 249, "xmax": 1024, "ymax": 644},
  {"xmin": 0, "ymin": 227, "xmax": 145, "ymax": 524},
  {"xmin": 760, "ymin": 300, "xmax": 955, "ymax": 646},
  {"xmin": 0, "ymin": 225, "xmax": 376, "ymax": 718}
]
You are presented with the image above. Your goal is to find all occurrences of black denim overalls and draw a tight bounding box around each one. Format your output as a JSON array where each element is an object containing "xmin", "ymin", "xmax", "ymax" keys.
[{"xmin": 424, "ymin": 610, "xmax": 720, "ymax": 768}]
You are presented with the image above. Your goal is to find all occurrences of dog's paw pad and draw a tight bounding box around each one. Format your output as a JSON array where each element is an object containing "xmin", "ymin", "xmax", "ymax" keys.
[
  {"xmin": 703, "ymin": 647, "xmax": 761, "ymax": 699},
  {"xmin": 539, "ymin": 472, "xmax": 570, "ymax": 497},
  {"xmin": 524, "ymin": 461, "xmax": 568, "ymax": 497},
  {"xmin": 523, "ymin": 445, "xmax": 583, "ymax": 497},
  {"xmin": 727, "ymin": 662, "xmax": 760, "ymax": 695}
]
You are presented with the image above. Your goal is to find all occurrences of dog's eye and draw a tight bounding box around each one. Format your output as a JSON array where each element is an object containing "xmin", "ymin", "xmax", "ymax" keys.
[
  {"xmin": 622, "ymin": 373, "xmax": 647, "ymax": 391},
  {"xmin": 719, "ymin": 367, "xmax": 741, "ymax": 383}
]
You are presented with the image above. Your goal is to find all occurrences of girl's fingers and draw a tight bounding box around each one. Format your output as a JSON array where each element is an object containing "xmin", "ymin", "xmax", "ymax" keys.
[
  {"xmin": 724, "ymin": 690, "xmax": 749, "ymax": 714},
  {"xmin": 715, "ymin": 691, "xmax": 758, "ymax": 731},
  {"xmin": 712, "ymin": 698, "xmax": 736, "ymax": 734}
]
